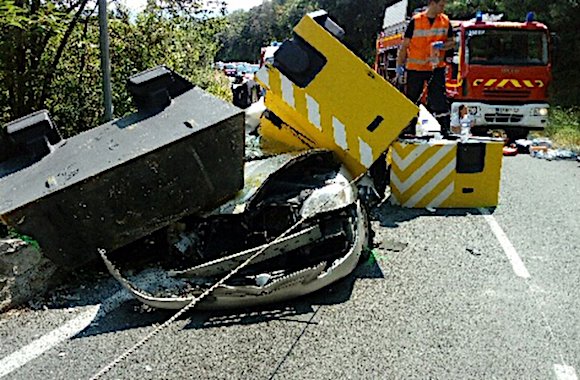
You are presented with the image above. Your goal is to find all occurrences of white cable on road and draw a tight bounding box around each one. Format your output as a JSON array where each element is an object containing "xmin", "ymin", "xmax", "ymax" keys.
[{"xmin": 478, "ymin": 208, "xmax": 530, "ymax": 279}]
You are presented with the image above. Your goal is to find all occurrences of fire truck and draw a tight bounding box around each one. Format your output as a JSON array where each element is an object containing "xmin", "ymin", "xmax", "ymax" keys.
[{"xmin": 376, "ymin": 0, "xmax": 554, "ymax": 139}]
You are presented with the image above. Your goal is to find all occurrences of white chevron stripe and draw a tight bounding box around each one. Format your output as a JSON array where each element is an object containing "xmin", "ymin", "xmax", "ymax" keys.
[
  {"xmin": 404, "ymin": 159, "xmax": 455, "ymax": 208},
  {"xmin": 359, "ymin": 138, "xmax": 373, "ymax": 168},
  {"xmin": 306, "ymin": 94, "xmax": 321, "ymax": 130},
  {"xmin": 281, "ymin": 74, "xmax": 295, "ymax": 108},
  {"xmin": 391, "ymin": 145, "xmax": 454, "ymax": 193},
  {"xmin": 427, "ymin": 182, "xmax": 454, "ymax": 208},
  {"xmin": 390, "ymin": 171, "xmax": 403, "ymax": 194},
  {"xmin": 256, "ymin": 67, "xmax": 270, "ymax": 89},
  {"xmin": 392, "ymin": 144, "xmax": 430, "ymax": 171},
  {"xmin": 333, "ymin": 116, "xmax": 348, "ymax": 150}
]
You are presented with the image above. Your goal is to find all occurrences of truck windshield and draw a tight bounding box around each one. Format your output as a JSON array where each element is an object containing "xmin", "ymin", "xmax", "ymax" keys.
[{"xmin": 466, "ymin": 29, "xmax": 548, "ymax": 66}]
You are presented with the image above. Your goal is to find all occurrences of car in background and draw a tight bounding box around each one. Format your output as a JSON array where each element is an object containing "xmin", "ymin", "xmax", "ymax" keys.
[
  {"xmin": 223, "ymin": 63, "xmax": 237, "ymax": 77},
  {"xmin": 236, "ymin": 63, "xmax": 260, "ymax": 80}
]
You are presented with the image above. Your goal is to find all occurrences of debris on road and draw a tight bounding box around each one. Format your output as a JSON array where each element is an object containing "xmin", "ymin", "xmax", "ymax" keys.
[
  {"xmin": 503, "ymin": 145, "xmax": 518, "ymax": 156},
  {"xmin": 531, "ymin": 148, "xmax": 578, "ymax": 161},
  {"xmin": 515, "ymin": 139, "xmax": 533, "ymax": 153}
]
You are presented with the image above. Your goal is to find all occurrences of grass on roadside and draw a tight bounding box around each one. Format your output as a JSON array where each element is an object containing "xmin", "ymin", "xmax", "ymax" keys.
[{"xmin": 540, "ymin": 106, "xmax": 580, "ymax": 150}]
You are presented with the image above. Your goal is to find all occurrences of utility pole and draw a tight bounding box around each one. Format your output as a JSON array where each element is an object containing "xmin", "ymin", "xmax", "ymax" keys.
[{"xmin": 98, "ymin": 0, "xmax": 113, "ymax": 121}]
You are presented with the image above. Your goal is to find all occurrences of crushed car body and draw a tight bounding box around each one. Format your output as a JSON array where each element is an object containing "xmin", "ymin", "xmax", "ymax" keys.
[{"xmin": 101, "ymin": 150, "xmax": 368, "ymax": 309}]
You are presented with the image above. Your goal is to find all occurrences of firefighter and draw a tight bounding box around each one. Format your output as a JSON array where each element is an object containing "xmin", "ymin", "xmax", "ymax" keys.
[{"xmin": 396, "ymin": 0, "xmax": 455, "ymax": 135}]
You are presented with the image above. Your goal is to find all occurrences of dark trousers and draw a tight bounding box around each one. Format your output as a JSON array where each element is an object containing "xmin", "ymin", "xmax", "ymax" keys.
[{"xmin": 402, "ymin": 68, "xmax": 450, "ymax": 135}]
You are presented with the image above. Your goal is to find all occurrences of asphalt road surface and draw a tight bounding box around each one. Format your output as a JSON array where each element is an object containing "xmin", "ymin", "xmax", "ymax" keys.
[{"xmin": 0, "ymin": 154, "xmax": 578, "ymax": 380}]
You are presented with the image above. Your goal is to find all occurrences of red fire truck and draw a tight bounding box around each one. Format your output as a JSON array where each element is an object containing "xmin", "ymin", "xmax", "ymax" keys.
[{"xmin": 376, "ymin": 1, "xmax": 553, "ymax": 139}]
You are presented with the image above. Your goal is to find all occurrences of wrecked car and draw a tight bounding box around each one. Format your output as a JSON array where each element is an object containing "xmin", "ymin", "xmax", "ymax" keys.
[{"xmin": 102, "ymin": 150, "xmax": 369, "ymax": 309}]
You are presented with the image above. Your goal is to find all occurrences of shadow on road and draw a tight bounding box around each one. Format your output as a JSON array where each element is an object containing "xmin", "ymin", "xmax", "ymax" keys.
[
  {"xmin": 371, "ymin": 200, "xmax": 496, "ymax": 229},
  {"xmin": 183, "ymin": 257, "xmax": 385, "ymax": 330},
  {"xmin": 70, "ymin": 255, "xmax": 384, "ymax": 339}
]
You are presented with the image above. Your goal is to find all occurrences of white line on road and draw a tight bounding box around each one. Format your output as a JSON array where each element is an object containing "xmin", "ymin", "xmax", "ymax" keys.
[
  {"xmin": 0, "ymin": 273, "xmax": 157, "ymax": 378},
  {"xmin": 0, "ymin": 305, "xmax": 101, "ymax": 378},
  {"xmin": 554, "ymin": 364, "xmax": 579, "ymax": 380},
  {"xmin": 479, "ymin": 208, "xmax": 530, "ymax": 279}
]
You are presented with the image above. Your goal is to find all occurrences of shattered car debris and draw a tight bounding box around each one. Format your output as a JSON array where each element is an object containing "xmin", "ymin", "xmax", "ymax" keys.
[{"xmin": 101, "ymin": 150, "xmax": 369, "ymax": 309}]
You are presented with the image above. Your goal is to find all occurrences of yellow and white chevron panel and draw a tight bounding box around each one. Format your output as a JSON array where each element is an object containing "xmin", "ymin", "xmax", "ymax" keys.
[
  {"xmin": 255, "ymin": 11, "xmax": 418, "ymax": 176},
  {"xmin": 390, "ymin": 139, "xmax": 504, "ymax": 208}
]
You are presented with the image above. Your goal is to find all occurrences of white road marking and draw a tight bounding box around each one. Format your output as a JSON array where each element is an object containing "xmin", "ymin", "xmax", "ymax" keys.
[
  {"xmin": 554, "ymin": 364, "xmax": 578, "ymax": 380},
  {"xmin": 0, "ymin": 273, "xmax": 157, "ymax": 378},
  {"xmin": 479, "ymin": 208, "xmax": 530, "ymax": 279}
]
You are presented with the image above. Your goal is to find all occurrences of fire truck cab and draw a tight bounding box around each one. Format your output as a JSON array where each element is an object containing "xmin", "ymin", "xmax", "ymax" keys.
[{"xmin": 376, "ymin": 1, "xmax": 553, "ymax": 139}]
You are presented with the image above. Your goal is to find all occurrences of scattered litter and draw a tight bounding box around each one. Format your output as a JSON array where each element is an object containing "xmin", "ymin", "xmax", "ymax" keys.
[
  {"xmin": 515, "ymin": 139, "xmax": 532, "ymax": 153},
  {"xmin": 144, "ymin": 365, "xmax": 153, "ymax": 372},
  {"xmin": 532, "ymin": 137, "xmax": 553, "ymax": 148},
  {"xmin": 531, "ymin": 148, "xmax": 578, "ymax": 161},
  {"xmin": 502, "ymin": 145, "xmax": 518, "ymax": 156},
  {"xmin": 466, "ymin": 248, "xmax": 481, "ymax": 256},
  {"xmin": 426, "ymin": 207, "xmax": 436, "ymax": 213},
  {"xmin": 58, "ymin": 352, "xmax": 66, "ymax": 358}
]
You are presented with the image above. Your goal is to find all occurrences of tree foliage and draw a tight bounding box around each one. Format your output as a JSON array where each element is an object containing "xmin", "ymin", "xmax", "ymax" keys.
[
  {"xmin": 0, "ymin": 0, "xmax": 228, "ymax": 136},
  {"xmin": 217, "ymin": 0, "xmax": 579, "ymax": 106}
]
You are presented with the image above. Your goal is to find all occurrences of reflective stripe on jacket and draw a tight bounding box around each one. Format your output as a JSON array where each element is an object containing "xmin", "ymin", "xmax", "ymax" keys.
[{"xmin": 406, "ymin": 12, "xmax": 450, "ymax": 71}]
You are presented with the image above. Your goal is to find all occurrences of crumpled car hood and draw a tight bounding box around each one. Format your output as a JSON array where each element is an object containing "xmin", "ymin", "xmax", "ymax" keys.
[{"xmin": 102, "ymin": 150, "xmax": 368, "ymax": 309}]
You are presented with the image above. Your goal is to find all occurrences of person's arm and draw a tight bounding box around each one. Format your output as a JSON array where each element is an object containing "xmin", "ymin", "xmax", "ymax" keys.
[
  {"xmin": 397, "ymin": 38, "xmax": 411, "ymax": 67},
  {"xmin": 441, "ymin": 24, "xmax": 455, "ymax": 51},
  {"xmin": 397, "ymin": 19, "xmax": 414, "ymax": 67}
]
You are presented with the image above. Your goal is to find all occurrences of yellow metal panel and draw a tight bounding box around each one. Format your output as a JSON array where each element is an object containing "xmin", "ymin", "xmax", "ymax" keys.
[
  {"xmin": 449, "ymin": 141, "xmax": 503, "ymax": 208},
  {"xmin": 259, "ymin": 117, "xmax": 311, "ymax": 153},
  {"xmin": 390, "ymin": 139, "xmax": 503, "ymax": 208},
  {"xmin": 256, "ymin": 11, "xmax": 418, "ymax": 176}
]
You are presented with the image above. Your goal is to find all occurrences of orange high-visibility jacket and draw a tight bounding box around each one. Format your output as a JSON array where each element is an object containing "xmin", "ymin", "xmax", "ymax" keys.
[{"xmin": 406, "ymin": 12, "xmax": 450, "ymax": 71}]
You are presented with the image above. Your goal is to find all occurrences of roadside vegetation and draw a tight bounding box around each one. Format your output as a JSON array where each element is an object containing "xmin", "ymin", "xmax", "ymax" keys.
[
  {"xmin": 0, "ymin": 0, "xmax": 229, "ymax": 137},
  {"xmin": 544, "ymin": 107, "xmax": 580, "ymax": 149}
]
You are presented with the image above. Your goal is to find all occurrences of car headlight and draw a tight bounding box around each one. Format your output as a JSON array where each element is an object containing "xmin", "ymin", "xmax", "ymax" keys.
[
  {"xmin": 532, "ymin": 107, "xmax": 549, "ymax": 117},
  {"xmin": 300, "ymin": 171, "xmax": 356, "ymax": 219}
]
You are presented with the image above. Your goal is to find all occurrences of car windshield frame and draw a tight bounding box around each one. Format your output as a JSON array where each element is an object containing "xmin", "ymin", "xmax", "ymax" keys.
[{"xmin": 465, "ymin": 28, "xmax": 549, "ymax": 66}]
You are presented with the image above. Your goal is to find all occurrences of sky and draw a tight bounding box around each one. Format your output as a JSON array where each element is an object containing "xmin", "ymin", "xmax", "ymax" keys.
[{"xmin": 123, "ymin": 0, "xmax": 264, "ymax": 13}]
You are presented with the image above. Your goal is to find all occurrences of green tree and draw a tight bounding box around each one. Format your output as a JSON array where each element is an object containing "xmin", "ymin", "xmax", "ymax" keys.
[{"xmin": 1, "ymin": 0, "xmax": 229, "ymax": 137}]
